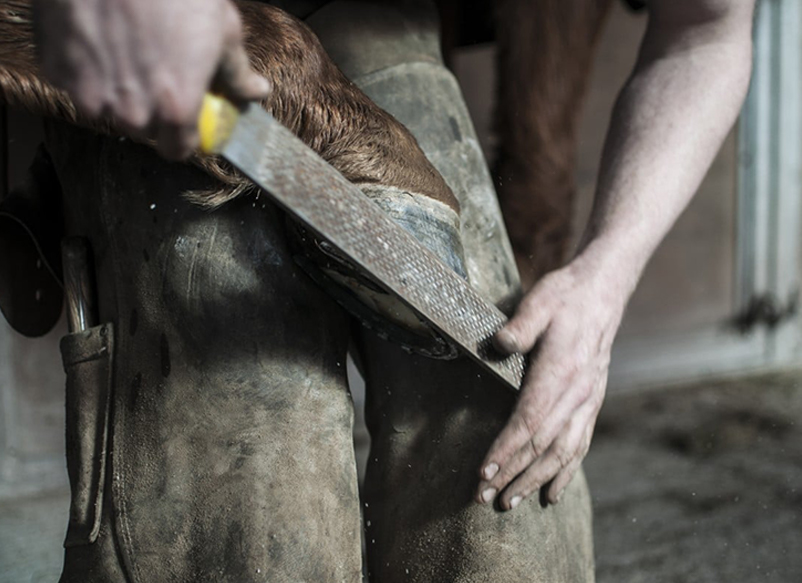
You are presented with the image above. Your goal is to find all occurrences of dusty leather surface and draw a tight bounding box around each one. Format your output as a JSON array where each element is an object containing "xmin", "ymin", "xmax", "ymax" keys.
[
  {"xmin": 46, "ymin": 123, "xmax": 362, "ymax": 583},
  {"xmin": 61, "ymin": 323, "xmax": 114, "ymax": 547},
  {"xmin": 309, "ymin": 2, "xmax": 595, "ymax": 581},
  {"xmin": 358, "ymin": 340, "xmax": 595, "ymax": 583},
  {"xmin": 307, "ymin": 0, "xmax": 521, "ymax": 312}
]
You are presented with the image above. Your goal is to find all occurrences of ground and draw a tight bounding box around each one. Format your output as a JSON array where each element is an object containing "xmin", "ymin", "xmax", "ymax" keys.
[
  {"xmin": 585, "ymin": 371, "xmax": 802, "ymax": 582},
  {"xmin": 1, "ymin": 370, "xmax": 801, "ymax": 582}
]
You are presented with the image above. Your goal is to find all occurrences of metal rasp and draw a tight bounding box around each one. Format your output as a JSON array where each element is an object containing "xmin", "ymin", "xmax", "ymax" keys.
[{"xmin": 198, "ymin": 95, "xmax": 525, "ymax": 391}]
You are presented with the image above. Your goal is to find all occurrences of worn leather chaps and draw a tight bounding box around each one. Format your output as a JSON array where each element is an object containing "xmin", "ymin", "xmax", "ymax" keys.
[
  {"xmin": 43, "ymin": 1, "xmax": 594, "ymax": 581},
  {"xmin": 307, "ymin": 2, "xmax": 594, "ymax": 582}
]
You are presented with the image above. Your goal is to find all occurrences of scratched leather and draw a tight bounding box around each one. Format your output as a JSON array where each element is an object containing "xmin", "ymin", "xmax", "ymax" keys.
[
  {"xmin": 308, "ymin": 2, "xmax": 595, "ymax": 581},
  {"xmin": 46, "ymin": 122, "xmax": 362, "ymax": 583},
  {"xmin": 41, "ymin": 1, "xmax": 595, "ymax": 581}
]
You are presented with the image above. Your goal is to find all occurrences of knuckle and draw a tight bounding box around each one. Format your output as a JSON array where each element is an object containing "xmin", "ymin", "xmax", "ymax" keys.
[
  {"xmin": 77, "ymin": 96, "xmax": 103, "ymax": 118},
  {"xmin": 505, "ymin": 316, "xmax": 526, "ymax": 337},
  {"xmin": 518, "ymin": 409, "xmax": 541, "ymax": 438},
  {"xmin": 157, "ymin": 101, "xmax": 193, "ymax": 127},
  {"xmin": 553, "ymin": 444, "xmax": 573, "ymax": 468},
  {"xmin": 532, "ymin": 272, "xmax": 560, "ymax": 296},
  {"xmin": 573, "ymin": 382, "xmax": 594, "ymax": 404},
  {"xmin": 68, "ymin": 68, "xmax": 108, "ymax": 113},
  {"xmin": 491, "ymin": 463, "xmax": 521, "ymax": 491},
  {"xmin": 517, "ymin": 321, "xmax": 541, "ymax": 348},
  {"xmin": 527, "ymin": 437, "xmax": 546, "ymax": 459},
  {"xmin": 115, "ymin": 102, "xmax": 150, "ymax": 130},
  {"xmin": 154, "ymin": 79, "xmax": 197, "ymax": 127},
  {"xmin": 496, "ymin": 464, "xmax": 520, "ymax": 488},
  {"xmin": 520, "ymin": 283, "xmax": 548, "ymax": 307},
  {"xmin": 73, "ymin": 83, "xmax": 107, "ymax": 118},
  {"xmin": 517, "ymin": 299, "xmax": 543, "ymax": 325}
]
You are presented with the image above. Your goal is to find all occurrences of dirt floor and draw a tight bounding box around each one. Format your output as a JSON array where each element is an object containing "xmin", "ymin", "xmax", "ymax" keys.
[
  {"xmin": 1, "ymin": 370, "xmax": 801, "ymax": 582},
  {"xmin": 585, "ymin": 370, "xmax": 802, "ymax": 583}
]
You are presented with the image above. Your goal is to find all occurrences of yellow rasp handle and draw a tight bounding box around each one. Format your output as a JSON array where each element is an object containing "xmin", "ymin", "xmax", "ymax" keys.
[{"xmin": 198, "ymin": 93, "xmax": 240, "ymax": 154}]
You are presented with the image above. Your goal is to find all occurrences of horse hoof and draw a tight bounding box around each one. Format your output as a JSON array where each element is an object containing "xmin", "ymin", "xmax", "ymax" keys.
[{"xmin": 289, "ymin": 184, "xmax": 466, "ymax": 359}]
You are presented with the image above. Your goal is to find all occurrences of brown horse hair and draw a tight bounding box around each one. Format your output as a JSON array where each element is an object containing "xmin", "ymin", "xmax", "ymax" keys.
[
  {"xmin": 0, "ymin": 0, "xmax": 458, "ymax": 212},
  {"xmin": 494, "ymin": 0, "xmax": 614, "ymax": 286}
]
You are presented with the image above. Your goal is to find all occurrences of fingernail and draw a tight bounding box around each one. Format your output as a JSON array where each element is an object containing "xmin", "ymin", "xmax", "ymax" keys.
[
  {"xmin": 494, "ymin": 329, "xmax": 519, "ymax": 353},
  {"xmin": 481, "ymin": 488, "xmax": 497, "ymax": 504},
  {"xmin": 555, "ymin": 490, "xmax": 564, "ymax": 504},
  {"xmin": 482, "ymin": 463, "xmax": 499, "ymax": 480},
  {"xmin": 509, "ymin": 496, "xmax": 522, "ymax": 509}
]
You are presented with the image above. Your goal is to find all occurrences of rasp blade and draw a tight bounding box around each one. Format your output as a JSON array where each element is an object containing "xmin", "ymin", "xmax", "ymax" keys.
[{"xmin": 221, "ymin": 104, "xmax": 525, "ymax": 391}]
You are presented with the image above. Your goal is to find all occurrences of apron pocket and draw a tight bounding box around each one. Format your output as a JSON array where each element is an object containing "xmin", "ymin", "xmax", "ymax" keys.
[{"xmin": 60, "ymin": 322, "xmax": 114, "ymax": 547}]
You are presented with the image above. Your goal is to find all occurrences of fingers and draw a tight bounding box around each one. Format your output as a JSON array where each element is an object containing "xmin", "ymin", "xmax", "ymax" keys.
[
  {"xmin": 477, "ymin": 425, "xmax": 560, "ymax": 506},
  {"xmin": 479, "ymin": 399, "xmax": 551, "ymax": 484},
  {"xmin": 216, "ymin": 5, "xmax": 272, "ymax": 103},
  {"xmin": 64, "ymin": 74, "xmax": 109, "ymax": 121},
  {"xmin": 46, "ymin": 55, "xmax": 201, "ymax": 159},
  {"xmin": 500, "ymin": 411, "xmax": 590, "ymax": 510},
  {"xmin": 38, "ymin": 0, "xmax": 268, "ymax": 160},
  {"xmin": 477, "ymin": 427, "xmax": 539, "ymax": 503},
  {"xmin": 545, "ymin": 432, "xmax": 589, "ymax": 505},
  {"xmin": 153, "ymin": 5, "xmax": 269, "ymax": 158},
  {"xmin": 479, "ymin": 348, "xmax": 587, "ymax": 485},
  {"xmin": 40, "ymin": 42, "xmax": 108, "ymax": 120},
  {"xmin": 113, "ymin": 85, "xmax": 152, "ymax": 133},
  {"xmin": 217, "ymin": 40, "xmax": 272, "ymax": 103},
  {"xmin": 477, "ymin": 263, "xmax": 619, "ymax": 510},
  {"xmin": 477, "ymin": 382, "xmax": 602, "ymax": 510},
  {"xmin": 545, "ymin": 389, "xmax": 601, "ymax": 504}
]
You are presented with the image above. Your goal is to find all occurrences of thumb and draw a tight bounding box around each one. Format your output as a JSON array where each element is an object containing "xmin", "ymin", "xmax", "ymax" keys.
[
  {"xmin": 494, "ymin": 290, "xmax": 552, "ymax": 354},
  {"xmin": 216, "ymin": 40, "xmax": 272, "ymax": 103}
]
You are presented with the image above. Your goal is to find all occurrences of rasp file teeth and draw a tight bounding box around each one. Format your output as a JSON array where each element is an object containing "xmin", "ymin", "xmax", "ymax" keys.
[{"xmin": 222, "ymin": 105, "xmax": 525, "ymax": 391}]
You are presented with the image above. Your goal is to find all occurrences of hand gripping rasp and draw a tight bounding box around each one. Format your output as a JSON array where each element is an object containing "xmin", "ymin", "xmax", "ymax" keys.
[{"xmin": 198, "ymin": 95, "xmax": 525, "ymax": 391}]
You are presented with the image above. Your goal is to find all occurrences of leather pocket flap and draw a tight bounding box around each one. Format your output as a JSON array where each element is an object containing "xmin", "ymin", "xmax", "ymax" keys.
[{"xmin": 61, "ymin": 323, "xmax": 114, "ymax": 547}]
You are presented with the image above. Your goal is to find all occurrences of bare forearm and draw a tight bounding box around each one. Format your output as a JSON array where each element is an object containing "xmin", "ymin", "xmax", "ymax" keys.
[
  {"xmin": 577, "ymin": 1, "xmax": 755, "ymax": 300},
  {"xmin": 480, "ymin": 1, "xmax": 757, "ymax": 510}
]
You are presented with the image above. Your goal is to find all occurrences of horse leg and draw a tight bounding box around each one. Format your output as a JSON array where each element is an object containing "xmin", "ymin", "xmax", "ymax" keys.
[{"xmin": 495, "ymin": 0, "xmax": 614, "ymax": 287}]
